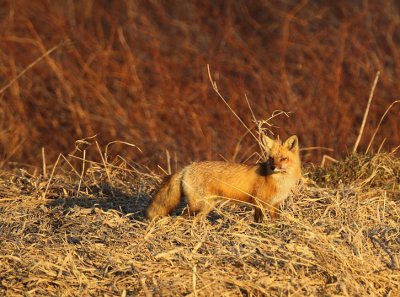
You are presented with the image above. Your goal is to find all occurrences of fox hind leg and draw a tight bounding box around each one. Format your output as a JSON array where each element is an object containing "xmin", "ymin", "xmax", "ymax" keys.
[{"xmin": 184, "ymin": 188, "xmax": 215, "ymax": 220}]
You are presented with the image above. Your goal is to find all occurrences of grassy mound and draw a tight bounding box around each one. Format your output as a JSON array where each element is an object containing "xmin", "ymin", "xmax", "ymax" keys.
[{"xmin": 0, "ymin": 153, "xmax": 399, "ymax": 296}]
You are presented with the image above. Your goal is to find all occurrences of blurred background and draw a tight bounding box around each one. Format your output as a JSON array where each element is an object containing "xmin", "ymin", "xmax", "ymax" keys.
[{"xmin": 1, "ymin": 1, "xmax": 399, "ymax": 171}]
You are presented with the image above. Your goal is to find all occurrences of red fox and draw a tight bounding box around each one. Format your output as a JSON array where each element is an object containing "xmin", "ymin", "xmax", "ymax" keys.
[{"xmin": 146, "ymin": 135, "xmax": 301, "ymax": 222}]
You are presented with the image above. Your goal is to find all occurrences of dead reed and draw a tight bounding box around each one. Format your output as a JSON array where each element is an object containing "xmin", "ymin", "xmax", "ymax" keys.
[{"xmin": 1, "ymin": 1, "xmax": 400, "ymax": 168}]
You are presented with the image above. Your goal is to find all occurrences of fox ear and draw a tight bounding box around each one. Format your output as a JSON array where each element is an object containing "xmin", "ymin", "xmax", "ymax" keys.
[
  {"xmin": 283, "ymin": 135, "xmax": 299, "ymax": 152},
  {"xmin": 261, "ymin": 134, "xmax": 275, "ymax": 151}
]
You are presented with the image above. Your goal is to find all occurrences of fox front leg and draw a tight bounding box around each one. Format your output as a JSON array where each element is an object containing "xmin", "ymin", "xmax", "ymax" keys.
[
  {"xmin": 268, "ymin": 205, "xmax": 279, "ymax": 220},
  {"xmin": 253, "ymin": 204, "xmax": 279, "ymax": 222},
  {"xmin": 254, "ymin": 207, "xmax": 263, "ymax": 223}
]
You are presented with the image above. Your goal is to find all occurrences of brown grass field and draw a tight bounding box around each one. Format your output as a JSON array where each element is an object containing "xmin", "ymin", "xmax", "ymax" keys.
[
  {"xmin": 1, "ymin": 1, "xmax": 400, "ymax": 296},
  {"xmin": 1, "ymin": 1, "xmax": 400, "ymax": 167},
  {"xmin": 1, "ymin": 150, "xmax": 399, "ymax": 296}
]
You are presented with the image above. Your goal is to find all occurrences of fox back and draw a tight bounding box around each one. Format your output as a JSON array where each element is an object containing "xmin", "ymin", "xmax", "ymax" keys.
[{"xmin": 146, "ymin": 135, "xmax": 301, "ymax": 222}]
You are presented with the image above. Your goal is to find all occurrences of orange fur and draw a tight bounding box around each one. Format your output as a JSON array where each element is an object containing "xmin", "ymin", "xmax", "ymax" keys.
[{"xmin": 146, "ymin": 135, "xmax": 302, "ymax": 222}]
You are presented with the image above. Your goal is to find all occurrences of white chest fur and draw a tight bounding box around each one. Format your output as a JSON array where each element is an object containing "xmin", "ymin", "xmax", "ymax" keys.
[{"xmin": 269, "ymin": 173, "xmax": 298, "ymax": 205}]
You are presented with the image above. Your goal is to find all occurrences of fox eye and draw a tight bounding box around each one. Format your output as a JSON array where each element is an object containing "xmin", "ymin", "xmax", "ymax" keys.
[{"xmin": 280, "ymin": 157, "xmax": 288, "ymax": 162}]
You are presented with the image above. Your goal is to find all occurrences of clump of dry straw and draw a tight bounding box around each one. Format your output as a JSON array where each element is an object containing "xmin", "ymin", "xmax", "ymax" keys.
[{"xmin": 0, "ymin": 132, "xmax": 399, "ymax": 296}]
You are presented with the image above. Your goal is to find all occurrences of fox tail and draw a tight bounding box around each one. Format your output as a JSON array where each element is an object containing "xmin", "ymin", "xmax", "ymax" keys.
[{"xmin": 146, "ymin": 170, "xmax": 184, "ymax": 220}]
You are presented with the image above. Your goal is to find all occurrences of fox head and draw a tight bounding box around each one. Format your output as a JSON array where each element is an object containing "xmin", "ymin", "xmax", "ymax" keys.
[{"xmin": 260, "ymin": 134, "xmax": 300, "ymax": 175}]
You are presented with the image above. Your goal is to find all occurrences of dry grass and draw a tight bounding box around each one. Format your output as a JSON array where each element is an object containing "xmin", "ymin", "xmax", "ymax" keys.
[
  {"xmin": 1, "ymin": 1, "xmax": 400, "ymax": 296},
  {"xmin": 1, "ymin": 1, "xmax": 400, "ymax": 168},
  {"xmin": 1, "ymin": 152, "xmax": 399, "ymax": 296}
]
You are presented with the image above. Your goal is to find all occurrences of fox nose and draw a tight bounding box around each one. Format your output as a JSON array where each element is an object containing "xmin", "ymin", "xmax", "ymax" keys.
[{"xmin": 270, "ymin": 164, "xmax": 276, "ymax": 171}]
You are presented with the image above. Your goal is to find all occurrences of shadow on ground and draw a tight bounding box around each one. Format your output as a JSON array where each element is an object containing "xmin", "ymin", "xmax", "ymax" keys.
[
  {"xmin": 44, "ymin": 181, "xmax": 245, "ymax": 224},
  {"xmin": 45, "ymin": 182, "xmax": 151, "ymax": 221}
]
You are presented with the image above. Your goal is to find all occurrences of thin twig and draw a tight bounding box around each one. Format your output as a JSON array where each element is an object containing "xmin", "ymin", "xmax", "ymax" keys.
[
  {"xmin": 0, "ymin": 44, "xmax": 61, "ymax": 95},
  {"xmin": 95, "ymin": 141, "xmax": 114, "ymax": 195},
  {"xmin": 207, "ymin": 65, "xmax": 258, "ymax": 141},
  {"xmin": 300, "ymin": 147, "xmax": 334, "ymax": 152},
  {"xmin": 42, "ymin": 153, "xmax": 62, "ymax": 199},
  {"xmin": 41, "ymin": 147, "xmax": 47, "ymax": 178},
  {"xmin": 353, "ymin": 71, "xmax": 380, "ymax": 153},
  {"xmin": 76, "ymin": 149, "xmax": 86, "ymax": 197},
  {"xmin": 245, "ymin": 94, "xmax": 257, "ymax": 123},
  {"xmin": 366, "ymin": 100, "xmax": 400, "ymax": 154}
]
